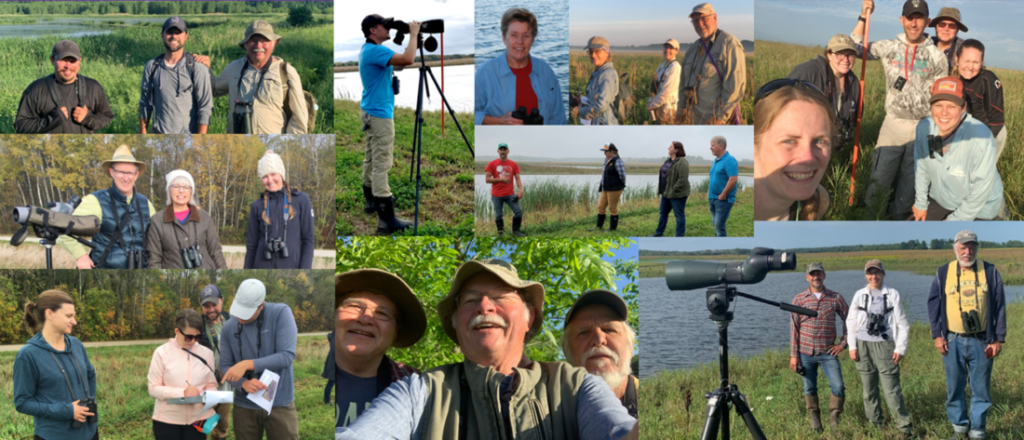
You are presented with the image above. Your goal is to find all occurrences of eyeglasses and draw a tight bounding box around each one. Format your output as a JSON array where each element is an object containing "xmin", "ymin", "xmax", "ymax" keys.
[
  {"xmin": 170, "ymin": 185, "xmax": 192, "ymax": 192},
  {"xmin": 830, "ymin": 51, "xmax": 857, "ymax": 60},
  {"xmin": 112, "ymin": 169, "xmax": 138, "ymax": 178},
  {"xmin": 754, "ymin": 78, "xmax": 826, "ymax": 106},
  {"xmin": 691, "ymin": 14, "xmax": 714, "ymax": 24},
  {"xmin": 935, "ymin": 21, "xmax": 959, "ymax": 30},
  {"xmin": 180, "ymin": 332, "xmax": 200, "ymax": 342},
  {"xmin": 457, "ymin": 288, "xmax": 523, "ymax": 309},
  {"xmin": 339, "ymin": 302, "xmax": 396, "ymax": 322}
]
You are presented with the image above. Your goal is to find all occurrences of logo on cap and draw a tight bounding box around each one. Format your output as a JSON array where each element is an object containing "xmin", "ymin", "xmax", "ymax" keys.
[
  {"xmin": 937, "ymin": 80, "xmax": 958, "ymax": 93},
  {"xmin": 912, "ymin": 0, "xmax": 921, "ymax": 7}
]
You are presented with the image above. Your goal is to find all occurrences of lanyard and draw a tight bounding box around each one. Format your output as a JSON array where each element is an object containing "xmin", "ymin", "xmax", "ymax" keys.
[
  {"xmin": 904, "ymin": 44, "xmax": 918, "ymax": 82},
  {"xmin": 238, "ymin": 58, "xmax": 272, "ymax": 102},
  {"xmin": 263, "ymin": 192, "xmax": 290, "ymax": 243}
]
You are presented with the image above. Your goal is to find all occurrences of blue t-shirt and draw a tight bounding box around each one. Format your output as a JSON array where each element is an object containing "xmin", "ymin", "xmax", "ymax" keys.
[
  {"xmin": 336, "ymin": 366, "xmax": 378, "ymax": 428},
  {"xmin": 709, "ymin": 151, "xmax": 739, "ymax": 204},
  {"xmin": 359, "ymin": 43, "xmax": 397, "ymax": 119}
]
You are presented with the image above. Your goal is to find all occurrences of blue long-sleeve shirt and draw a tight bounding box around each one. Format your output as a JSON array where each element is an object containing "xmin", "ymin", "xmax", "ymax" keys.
[
  {"xmin": 220, "ymin": 302, "xmax": 298, "ymax": 409},
  {"xmin": 139, "ymin": 54, "xmax": 213, "ymax": 134},
  {"xmin": 337, "ymin": 370, "xmax": 635, "ymax": 440},
  {"xmin": 14, "ymin": 333, "xmax": 97, "ymax": 440},
  {"xmin": 580, "ymin": 61, "xmax": 619, "ymax": 125},
  {"xmin": 475, "ymin": 51, "xmax": 567, "ymax": 125}
]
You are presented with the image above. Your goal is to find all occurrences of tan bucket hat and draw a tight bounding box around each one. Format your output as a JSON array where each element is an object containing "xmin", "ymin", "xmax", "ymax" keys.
[
  {"xmin": 101, "ymin": 145, "xmax": 147, "ymax": 175},
  {"xmin": 239, "ymin": 20, "xmax": 282, "ymax": 47},
  {"xmin": 437, "ymin": 259, "xmax": 545, "ymax": 344},
  {"xmin": 335, "ymin": 269, "xmax": 427, "ymax": 348}
]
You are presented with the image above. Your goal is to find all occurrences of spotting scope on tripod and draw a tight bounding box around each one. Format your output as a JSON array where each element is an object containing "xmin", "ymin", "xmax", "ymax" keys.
[
  {"xmin": 666, "ymin": 248, "xmax": 817, "ymax": 440},
  {"xmin": 11, "ymin": 195, "xmax": 98, "ymax": 269}
]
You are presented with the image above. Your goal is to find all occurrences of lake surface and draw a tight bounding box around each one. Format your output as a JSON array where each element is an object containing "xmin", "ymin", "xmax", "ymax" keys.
[
  {"xmin": 474, "ymin": 173, "xmax": 753, "ymax": 199},
  {"xmin": 640, "ymin": 271, "xmax": 1024, "ymax": 377},
  {"xmin": 0, "ymin": 18, "xmax": 164, "ymax": 39},
  {"xmin": 475, "ymin": 0, "xmax": 569, "ymax": 116},
  {"xmin": 335, "ymin": 64, "xmax": 473, "ymax": 114}
]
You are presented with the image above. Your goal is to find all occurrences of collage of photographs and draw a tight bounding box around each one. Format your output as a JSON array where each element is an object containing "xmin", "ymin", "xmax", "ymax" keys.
[{"xmin": 2, "ymin": 0, "xmax": 1023, "ymax": 440}]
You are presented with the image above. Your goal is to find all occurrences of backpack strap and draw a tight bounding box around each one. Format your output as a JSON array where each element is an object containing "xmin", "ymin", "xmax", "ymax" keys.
[
  {"xmin": 46, "ymin": 75, "xmax": 63, "ymax": 109},
  {"xmin": 77, "ymin": 75, "xmax": 86, "ymax": 109},
  {"xmin": 279, "ymin": 60, "xmax": 293, "ymax": 122}
]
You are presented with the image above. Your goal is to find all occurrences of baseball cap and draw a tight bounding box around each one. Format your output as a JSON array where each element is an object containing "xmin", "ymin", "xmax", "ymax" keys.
[
  {"xmin": 864, "ymin": 259, "xmax": 886, "ymax": 274},
  {"xmin": 200, "ymin": 285, "xmax": 222, "ymax": 305},
  {"xmin": 805, "ymin": 262, "xmax": 825, "ymax": 275},
  {"xmin": 902, "ymin": 0, "xmax": 928, "ymax": 18},
  {"xmin": 930, "ymin": 7, "xmax": 967, "ymax": 32},
  {"xmin": 690, "ymin": 3, "xmax": 716, "ymax": 18},
  {"xmin": 664, "ymin": 38, "xmax": 680, "ymax": 50},
  {"xmin": 600, "ymin": 143, "xmax": 619, "ymax": 152},
  {"xmin": 564, "ymin": 290, "xmax": 628, "ymax": 326},
  {"xmin": 52, "ymin": 40, "xmax": 81, "ymax": 61},
  {"xmin": 238, "ymin": 20, "xmax": 281, "ymax": 47},
  {"xmin": 585, "ymin": 36, "xmax": 610, "ymax": 52},
  {"xmin": 498, "ymin": 143, "xmax": 509, "ymax": 150},
  {"xmin": 929, "ymin": 77, "xmax": 965, "ymax": 107},
  {"xmin": 163, "ymin": 16, "xmax": 187, "ymax": 33},
  {"xmin": 954, "ymin": 230, "xmax": 978, "ymax": 245},
  {"xmin": 230, "ymin": 279, "xmax": 266, "ymax": 320},
  {"xmin": 827, "ymin": 34, "xmax": 856, "ymax": 53},
  {"xmin": 361, "ymin": 14, "xmax": 394, "ymax": 36}
]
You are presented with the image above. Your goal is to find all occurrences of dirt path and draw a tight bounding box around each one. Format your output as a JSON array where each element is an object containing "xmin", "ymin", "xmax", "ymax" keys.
[
  {"xmin": 0, "ymin": 332, "xmax": 331, "ymax": 352},
  {"xmin": 1, "ymin": 237, "xmax": 336, "ymax": 258}
]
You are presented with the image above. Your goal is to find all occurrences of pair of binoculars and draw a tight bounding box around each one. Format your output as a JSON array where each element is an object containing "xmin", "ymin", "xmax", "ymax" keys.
[
  {"xmin": 72, "ymin": 398, "xmax": 98, "ymax": 428},
  {"xmin": 961, "ymin": 310, "xmax": 982, "ymax": 334},
  {"xmin": 126, "ymin": 249, "xmax": 147, "ymax": 269},
  {"xmin": 866, "ymin": 313, "xmax": 891, "ymax": 340},
  {"xmin": 233, "ymin": 101, "xmax": 254, "ymax": 134},
  {"xmin": 179, "ymin": 246, "xmax": 203, "ymax": 269},
  {"xmin": 264, "ymin": 238, "xmax": 289, "ymax": 260},
  {"xmin": 511, "ymin": 106, "xmax": 544, "ymax": 125}
]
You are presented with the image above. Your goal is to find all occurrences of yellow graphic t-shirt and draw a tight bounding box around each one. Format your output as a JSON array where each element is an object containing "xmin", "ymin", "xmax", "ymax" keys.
[{"xmin": 944, "ymin": 262, "xmax": 988, "ymax": 334}]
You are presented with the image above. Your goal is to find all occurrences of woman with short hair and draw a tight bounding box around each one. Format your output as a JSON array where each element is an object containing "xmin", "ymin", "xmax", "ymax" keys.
[
  {"xmin": 147, "ymin": 170, "xmax": 227, "ymax": 269},
  {"xmin": 148, "ymin": 309, "xmax": 219, "ymax": 440}
]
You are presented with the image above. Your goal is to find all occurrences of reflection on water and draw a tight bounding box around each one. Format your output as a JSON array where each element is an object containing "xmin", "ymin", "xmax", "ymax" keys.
[
  {"xmin": 335, "ymin": 64, "xmax": 474, "ymax": 114},
  {"xmin": 640, "ymin": 270, "xmax": 1024, "ymax": 377},
  {"xmin": 0, "ymin": 18, "xmax": 165, "ymax": 39}
]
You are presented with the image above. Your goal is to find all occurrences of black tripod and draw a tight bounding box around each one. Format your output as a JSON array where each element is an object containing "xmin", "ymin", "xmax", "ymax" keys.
[
  {"xmin": 700, "ymin": 285, "xmax": 817, "ymax": 440},
  {"xmin": 408, "ymin": 43, "xmax": 474, "ymax": 236},
  {"xmin": 31, "ymin": 222, "xmax": 95, "ymax": 270}
]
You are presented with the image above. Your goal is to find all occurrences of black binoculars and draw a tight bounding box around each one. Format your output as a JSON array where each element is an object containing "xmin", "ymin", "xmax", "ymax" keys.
[
  {"xmin": 126, "ymin": 249, "xmax": 147, "ymax": 270},
  {"xmin": 233, "ymin": 100, "xmax": 254, "ymax": 134},
  {"xmin": 511, "ymin": 106, "xmax": 544, "ymax": 125},
  {"xmin": 72, "ymin": 398, "xmax": 98, "ymax": 428},
  {"xmin": 264, "ymin": 238, "xmax": 289, "ymax": 260},
  {"xmin": 179, "ymin": 245, "xmax": 203, "ymax": 269},
  {"xmin": 928, "ymin": 134, "xmax": 945, "ymax": 158},
  {"xmin": 795, "ymin": 361, "xmax": 805, "ymax": 376},
  {"xmin": 866, "ymin": 313, "xmax": 890, "ymax": 340},
  {"xmin": 961, "ymin": 310, "xmax": 982, "ymax": 334},
  {"xmin": 392, "ymin": 75, "xmax": 400, "ymax": 95}
]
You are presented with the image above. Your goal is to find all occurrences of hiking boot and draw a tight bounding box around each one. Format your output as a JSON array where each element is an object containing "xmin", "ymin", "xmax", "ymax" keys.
[
  {"xmin": 607, "ymin": 215, "xmax": 619, "ymax": 232},
  {"xmin": 588, "ymin": 214, "xmax": 606, "ymax": 232},
  {"xmin": 362, "ymin": 186, "xmax": 379, "ymax": 214},
  {"xmin": 376, "ymin": 196, "xmax": 412, "ymax": 235},
  {"xmin": 496, "ymin": 219, "xmax": 505, "ymax": 237},
  {"xmin": 805, "ymin": 395, "xmax": 823, "ymax": 433},
  {"xmin": 511, "ymin": 217, "xmax": 527, "ymax": 237},
  {"xmin": 829, "ymin": 395, "xmax": 844, "ymax": 430}
]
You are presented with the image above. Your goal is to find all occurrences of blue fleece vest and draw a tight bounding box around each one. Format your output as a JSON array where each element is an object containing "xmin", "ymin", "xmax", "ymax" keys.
[{"xmin": 88, "ymin": 186, "xmax": 151, "ymax": 269}]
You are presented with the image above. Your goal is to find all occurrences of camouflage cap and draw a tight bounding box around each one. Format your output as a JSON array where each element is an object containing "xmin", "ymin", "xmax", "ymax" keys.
[
  {"xmin": 805, "ymin": 262, "xmax": 825, "ymax": 275},
  {"xmin": 954, "ymin": 230, "xmax": 978, "ymax": 244}
]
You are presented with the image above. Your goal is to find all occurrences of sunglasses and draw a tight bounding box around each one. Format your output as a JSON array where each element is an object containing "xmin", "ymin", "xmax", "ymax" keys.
[
  {"xmin": 180, "ymin": 332, "xmax": 201, "ymax": 342},
  {"xmin": 754, "ymin": 78, "xmax": 826, "ymax": 106}
]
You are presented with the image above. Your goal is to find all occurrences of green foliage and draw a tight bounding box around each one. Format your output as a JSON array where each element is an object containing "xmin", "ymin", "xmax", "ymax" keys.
[
  {"xmin": 287, "ymin": 5, "xmax": 314, "ymax": 28},
  {"xmin": 336, "ymin": 237, "xmax": 638, "ymax": 371},
  {"xmin": 0, "ymin": 1, "xmax": 332, "ymax": 16}
]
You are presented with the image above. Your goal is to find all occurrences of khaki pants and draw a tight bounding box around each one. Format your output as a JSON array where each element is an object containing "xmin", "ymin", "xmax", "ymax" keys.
[
  {"xmin": 995, "ymin": 126, "xmax": 1008, "ymax": 161},
  {"xmin": 233, "ymin": 401, "xmax": 299, "ymax": 440},
  {"xmin": 209, "ymin": 402, "xmax": 231, "ymax": 439},
  {"xmin": 597, "ymin": 190, "xmax": 624, "ymax": 215},
  {"xmin": 864, "ymin": 116, "xmax": 918, "ymax": 219},
  {"xmin": 652, "ymin": 105, "xmax": 676, "ymax": 125},
  {"xmin": 855, "ymin": 339, "xmax": 912, "ymax": 433},
  {"xmin": 360, "ymin": 110, "xmax": 395, "ymax": 198}
]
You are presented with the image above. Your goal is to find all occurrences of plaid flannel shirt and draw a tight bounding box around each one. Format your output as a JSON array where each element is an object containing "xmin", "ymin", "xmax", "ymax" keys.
[
  {"xmin": 389, "ymin": 357, "xmax": 419, "ymax": 382},
  {"xmin": 790, "ymin": 287, "xmax": 850, "ymax": 357}
]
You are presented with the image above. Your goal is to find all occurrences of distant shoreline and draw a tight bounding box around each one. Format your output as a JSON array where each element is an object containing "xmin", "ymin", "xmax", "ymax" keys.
[{"xmin": 335, "ymin": 56, "xmax": 475, "ymax": 72}]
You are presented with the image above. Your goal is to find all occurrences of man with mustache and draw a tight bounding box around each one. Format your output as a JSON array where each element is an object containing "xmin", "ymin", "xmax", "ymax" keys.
[
  {"xmin": 788, "ymin": 34, "xmax": 861, "ymax": 152},
  {"xmin": 196, "ymin": 285, "xmax": 234, "ymax": 439},
  {"xmin": 15, "ymin": 39, "xmax": 114, "ymax": 133},
  {"xmin": 911, "ymin": 77, "xmax": 1004, "ymax": 221},
  {"xmin": 927, "ymin": 230, "xmax": 1007, "ymax": 440},
  {"xmin": 790, "ymin": 262, "xmax": 850, "ymax": 432},
  {"xmin": 561, "ymin": 290, "xmax": 638, "ymax": 418},
  {"xmin": 208, "ymin": 20, "xmax": 309, "ymax": 134},
  {"xmin": 677, "ymin": 2, "xmax": 746, "ymax": 125},
  {"xmin": 338, "ymin": 259, "xmax": 639, "ymax": 440},
  {"xmin": 852, "ymin": 0, "xmax": 947, "ymax": 220},
  {"xmin": 139, "ymin": 17, "xmax": 213, "ymax": 134},
  {"xmin": 929, "ymin": 7, "xmax": 967, "ymax": 74},
  {"xmin": 334, "ymin": 269, "xmax": 425, "ymax": 429}
]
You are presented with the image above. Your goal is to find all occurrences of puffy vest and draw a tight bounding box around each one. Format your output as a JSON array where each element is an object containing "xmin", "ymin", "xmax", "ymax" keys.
[
  {"xmin": 421, "ymin": 360, "xmax": 588, "ymax": 440},
  {"xmin": 601, "ymin": 156, "xmax": 626, "ymax": 192},
  {"xmin": 89, "ymin": 186, "xmax": 151, "ymax": 269}
]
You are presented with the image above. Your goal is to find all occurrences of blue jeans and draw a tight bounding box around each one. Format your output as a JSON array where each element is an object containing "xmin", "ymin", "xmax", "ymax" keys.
[
  {"xmin": 943, "ymin": 333, "xmax": 994, "ymax": 438},
  {"xmin": 491, "ymin": 195, "xmax": 523, "ymax": 220},
  {"xmin": 654, "ymin": 196, "xmax": 688, "ymax": 236},
  {"xmin": 708, "ymin": 198, "xmax": 734, "ymax": 237},
  {"xmin": 799, "ymin": 353, "xmax": 846, "ymax": 397}
]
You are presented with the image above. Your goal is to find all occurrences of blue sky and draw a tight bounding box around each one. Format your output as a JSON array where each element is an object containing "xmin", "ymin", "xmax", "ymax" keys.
[
  {"xmin": 570, "ymin": 0, "xmax": 754, "ymax": 46},
  {"xmin": 604, "ymin": 239, "xmax": 638, "ymax": 294},
  {"xmin": 335, "ymin": 0, "xmax": 475, "ymax": 62},
  {"xmin": 756, "ymin": 0, "xmax": 1024, "ymax": 70},
  {"xmin": 641, "ymin": 222, "xmax": 1024, "ymax": 251}
]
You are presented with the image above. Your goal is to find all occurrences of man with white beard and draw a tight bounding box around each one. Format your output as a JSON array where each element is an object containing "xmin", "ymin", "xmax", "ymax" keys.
[{"xmin": 562, "ymin": 289, "xmax": 638, "ymax": 418}]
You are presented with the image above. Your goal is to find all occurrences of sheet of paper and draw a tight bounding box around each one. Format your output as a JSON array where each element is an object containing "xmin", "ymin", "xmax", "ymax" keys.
[
  {"xmin": 199, "ymin": 391, "xmax": 234, "ymax": 417},
  {"xmin": 581, "ymin": 118, "xmax": 592, "ymax": 126},
  {"xmin": 246, "ymin": 370, "xmax": 281, "ymax": 415}
]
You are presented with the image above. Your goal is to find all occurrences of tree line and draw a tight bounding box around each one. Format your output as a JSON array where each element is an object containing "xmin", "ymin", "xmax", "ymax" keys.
[
  {"xmin": 0, "ymin": 269, "xmax": 335, "ymax": 345},
  {"xmin": 0, "ymin": 1, "xmax": 332, "ymax": 16},
  {"xmin": 640, "ymin": 239, "xmax": 1024, "ymax": 257}
]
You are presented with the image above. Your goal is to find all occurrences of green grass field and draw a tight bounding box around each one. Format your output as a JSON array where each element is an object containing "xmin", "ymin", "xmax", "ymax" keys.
[
  {"xmin": 641, "ymin": 303, "xmax": 1024, "ymax": 440},
  {"xmin": 756, "ymin": 41, "xmax": 1024, "ymax": 220},
  {"xmin": 569, "ymin": 51, "xmax": 754, "ymax": 125},
  {"xmin": 335, "ymin": 99, "xmax": 474, "ymax": 237},
  {"xmin": 0, "ymin": 335, "xmax": 333, "ymax": 440},
  {"xmin": 0, "ymin": 15, "xmax": 333, "ymax": 133},
  {"xmin": 475, "ymin": 179, "xmax": 753, "ymax": 237}
]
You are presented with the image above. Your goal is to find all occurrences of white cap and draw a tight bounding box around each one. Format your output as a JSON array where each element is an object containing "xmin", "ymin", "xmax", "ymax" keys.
[
  {"xmin": 165, "ymin": 169, "xmax": 196, "ymax": 196},
  {"xmin": 230, "ymin": 279, "xmax": 267, "ymax": 320},
  {"xmin": 257, "ymin": 150, "xmax": 286, "ymax": 181}
]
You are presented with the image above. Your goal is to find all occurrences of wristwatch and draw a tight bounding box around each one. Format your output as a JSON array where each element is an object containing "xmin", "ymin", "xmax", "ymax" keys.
[{"xmin": 858, "ymin": 16, "xmax": 867, "ymax": 22}]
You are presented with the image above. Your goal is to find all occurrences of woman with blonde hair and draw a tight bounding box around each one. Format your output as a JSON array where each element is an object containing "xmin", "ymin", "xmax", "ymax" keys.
[
  {"xmin": 148, "ymin": 309, "xmax": 219, "ymax": 439},
  {"xmin": 244, "ymin": 150, "xmax": 315, "ymax": 268},
  {"xmin": 147, "ymin": 170, "xmax": 227, "ymax": 269}
]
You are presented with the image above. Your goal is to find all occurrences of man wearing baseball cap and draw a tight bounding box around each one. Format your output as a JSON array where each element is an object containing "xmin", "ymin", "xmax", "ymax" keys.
[
  {"xmin": 334, "ymin": 269, "xmax": 426, "ymax": 428},
  {"xmin": 220, "ymin": 279, "xmax": 299, "ymax": 440},
  {"xmin": 484, "ymin": 143, "xmax": 526, "ymax": 236},
  {"xmin": 677, "ymin": 2, "xmax": 746, "ymax": 125},
  {"xmin": 562, "ymin": 290, "xmax": 638, "ymax": 418},
  {"xmin": 928, "ymin": 230, "xmax": 1007, "ymax": 440},
  {"xmin": 590, "ymin": 144, "xmax": 626, "ymax": 232},
  {"xmin": 648, "ymin": 39, "xmax": 681, "ymax": 125},
  {"xmin": 788, "ymin": 34, "xmax": 861, "ymax": 151},
  {"xmin": 339, "ymin": 259, "xmax": 639, "ymax": 440},
  {"xmin": 196, "ymin": 284, "xmax": 233, "ymax": 439},
  {"xmin": 575, "ymin": 36, "xmax": 619, "ymax": 125},
  {"xmin": 790, "ymin": 262, "xmax": 850, "ymax": 432},
  {"xmin": 15, "ymin": 39, "xmax": 114, "ymax": 134},
  {"xmin": 139, "ymin": 17, "xmax": 213, "ymax": 134},
  {"xmin": 208, "ymin": 20, "xmax": 309, "ymax": 134},
  {"xmin": 929, "ymin": 7, "xmax": 967, "ymax": 73},
  {"xmin": 852, "ymin": 0, "xmax": 947, "ymax": 220},
  {"xmin": 911, "ymin": 77, "xmax": 1004, "ymax": 221}
]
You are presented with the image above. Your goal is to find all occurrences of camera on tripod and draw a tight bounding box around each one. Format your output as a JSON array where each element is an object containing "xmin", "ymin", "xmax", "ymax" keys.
[
  {"xmin": 666, "ymin": 247, "xmax": 797, "ymax": 292},
  {"xmin": 72, "ymin": 397, "xmax": 98, "ymax": 428},
  {"xmin": 179, "ymin": 245, "xmax": 203, "ymax": 269},
  {"xmin": 511, "ymin": 106, "xmax": 544, "ymax": 125},
  {"xmin": 264, "ymin": 238, "xmax": 289, "ymax": 260},
  {"xmin": 389, "ymin": 19, "xmax": 445, "ymax": 52}
]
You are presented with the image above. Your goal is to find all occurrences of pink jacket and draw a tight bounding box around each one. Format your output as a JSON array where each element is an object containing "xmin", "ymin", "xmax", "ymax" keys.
[{"xmin": 148, "ymin": 339, "xmax": 219, "ymax": 425}]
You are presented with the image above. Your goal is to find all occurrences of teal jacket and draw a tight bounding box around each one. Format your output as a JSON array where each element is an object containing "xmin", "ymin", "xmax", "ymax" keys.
[
  {"xmin": 913, "ymin": 113, "xmax": 1003, "ymax": 220},
  {"xmin": 14, "ymin": 333, "xmax": 97, "ymax": 440}
]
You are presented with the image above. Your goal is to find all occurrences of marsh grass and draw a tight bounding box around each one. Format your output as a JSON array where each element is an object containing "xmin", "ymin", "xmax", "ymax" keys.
[{"xmin": 0, "ymin": 242, "xmax": 334, "ymax": 269}]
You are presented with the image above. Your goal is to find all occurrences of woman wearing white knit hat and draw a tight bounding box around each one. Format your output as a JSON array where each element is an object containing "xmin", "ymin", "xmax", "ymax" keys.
[
  {"xmin": 244, "ymin": 150, "xmax": 315, "ymax": 269},
  {"xmin": 146, "ymin": 169, "xmax": 228, "ymax": 269}
]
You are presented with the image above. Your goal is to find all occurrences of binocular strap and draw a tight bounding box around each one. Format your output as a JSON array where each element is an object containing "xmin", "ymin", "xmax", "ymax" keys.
[
  {"xmin": 956, "ymin": 263, "xmax": 982, "ymax": 329},
  {"xmin": 49, "ymin": 349, "xmax": 92, "ymax": 402}
]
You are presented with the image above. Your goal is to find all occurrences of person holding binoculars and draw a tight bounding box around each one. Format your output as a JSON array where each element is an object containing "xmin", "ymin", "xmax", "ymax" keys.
[
  {"xmin": 147, "ymin": 170, "xmax": 227, "ymax": 269},
  {"xmin": 927, "ymin": 230, "xmax": 1007, "ymax": 440},
  {"xmin": 244, "ymin": 150, "xmax": 314, "ymax": 269},
  {"xmin": 846, "ymin": 259, "xmax": 913, "ymax": 439},
  {"xmin": 148, "ymin": 309, "xmax": 219, "ymax": 440},
  {"xmin": 14, "ymin": 290, "xmax": 98, "ymax": 440}
]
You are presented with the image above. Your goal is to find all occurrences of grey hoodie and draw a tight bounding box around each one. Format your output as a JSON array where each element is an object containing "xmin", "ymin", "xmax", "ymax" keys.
[
  {"xmin": 13, "ymin": 332, "xmax": 97, "ymax": 440},
  {"xmin": 220, "ymin": 302, "xmax": 298, "ymax": 410}
]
